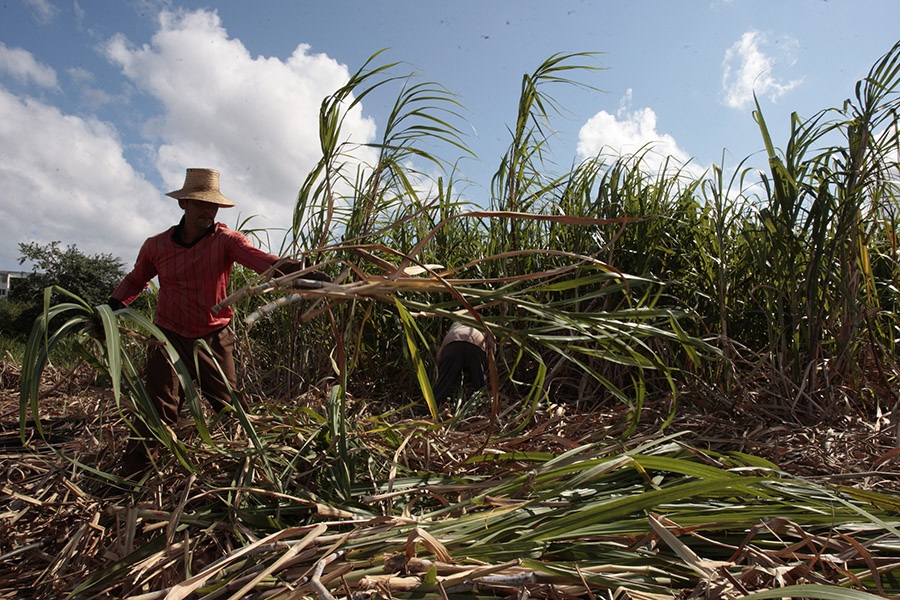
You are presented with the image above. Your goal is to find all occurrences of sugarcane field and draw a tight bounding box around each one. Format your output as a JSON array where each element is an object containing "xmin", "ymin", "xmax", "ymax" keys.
[{"xmin": 3, "ymin": 37, "xmax": 900, "ymax": 600}]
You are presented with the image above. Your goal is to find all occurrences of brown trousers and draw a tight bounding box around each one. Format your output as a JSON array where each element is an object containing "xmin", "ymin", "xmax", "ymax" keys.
[{"xmin": 144, "ymin": 325, "xmax": 238, "ymax": 425}]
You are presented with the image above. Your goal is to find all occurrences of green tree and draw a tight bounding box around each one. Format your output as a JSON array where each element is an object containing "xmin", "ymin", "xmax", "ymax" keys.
[
  {"xmin": 12, "ymin": 241, "xmax": 125, "ymax": 305},
  {"xmin": 3, "ymin": 241, "xmax": 126, "ymax": 337}
]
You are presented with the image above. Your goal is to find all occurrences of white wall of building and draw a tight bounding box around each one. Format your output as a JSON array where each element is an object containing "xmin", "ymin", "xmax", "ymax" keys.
[{"xmin": 0, "ymin": 270, "xmax": 30, "ymax": 300}]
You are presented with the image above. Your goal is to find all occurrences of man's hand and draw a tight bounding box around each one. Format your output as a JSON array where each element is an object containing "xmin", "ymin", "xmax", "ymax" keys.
[
  {"xmin": 299, "ymin": 269, "xmax": 331, "ymax": 283},
  {"xmin": 274, "ymin": 259, "xmax": 331, "ymax": 283},
  {"xmin": 273, "ymin": 258, "xmax": 304, "ymax": 276}
]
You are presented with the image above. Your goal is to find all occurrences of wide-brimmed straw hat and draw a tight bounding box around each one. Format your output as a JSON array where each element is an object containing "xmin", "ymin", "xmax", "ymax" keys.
[{"xmin": 165, "ymin": 168, "xmax": 235, "ymax": 207}]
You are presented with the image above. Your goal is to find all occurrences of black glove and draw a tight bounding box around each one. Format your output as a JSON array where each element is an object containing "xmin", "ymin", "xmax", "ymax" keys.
[
  {"xmin": 273, "ymin": 259, "xmax": 331, "ymax": 283},
  {"xmin": 301, "ymin": 270, "xmax": 332, "ymax": 283},
  {"xmin": 273, "ymin": 258, "xmax": 304, "ymax": 276}
]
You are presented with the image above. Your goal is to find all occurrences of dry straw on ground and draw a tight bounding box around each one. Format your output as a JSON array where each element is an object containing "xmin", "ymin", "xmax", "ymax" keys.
[{"xmin": 3, "ymin": 359, "xmax": 900, "ymax": 599}]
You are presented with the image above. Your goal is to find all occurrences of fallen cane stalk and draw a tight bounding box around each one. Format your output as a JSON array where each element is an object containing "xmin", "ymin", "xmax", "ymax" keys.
[
  {"xmin": 310, "ymin": 550, "xmax": 345, "ymax": 600},
  {"xmin": 444, "ymin": 570, "xmax": 537, "ymax": 593},
  {"xmin": 212, "ymin": 277, "xmax": 330, "ymax": 312},
  {"xmin": 438, "ymin": 559, "xmax": 524, "ymax": 591},
  {"xmin": 240, "ymin": 277, "xmax": 467, "ymax": 326}
]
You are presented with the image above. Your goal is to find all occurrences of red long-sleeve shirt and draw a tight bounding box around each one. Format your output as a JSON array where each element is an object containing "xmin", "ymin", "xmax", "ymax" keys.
[{"xmin": 111, "ymin": 221, "xmax": 279, "ymax": 338}]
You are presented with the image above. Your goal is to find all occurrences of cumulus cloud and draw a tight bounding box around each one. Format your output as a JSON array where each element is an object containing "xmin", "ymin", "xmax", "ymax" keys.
[
  {"xmin": 0, "ymin": 43, "xmax": 58, "ymax": 89},
  {"xmin": 66, "ymin": 66, "xmax": 118, "ymax": 107},
  {"xmin": 722, "ymin": 30, "xmax": 802, "ymax": 110},
  {"xmin": 0, "ymin": 87, "xmax": 165, "ymax": 268},
  {"xmin": 576, "ymin": 90, "xmax": 702, "ymax": 177},
  {"xmin": 0, "ymin": 7, "xmax": 378, "ymax": 268},
  {"xmin": 103, "ymin": 8, "xmax": 377, "ymax": 237}
]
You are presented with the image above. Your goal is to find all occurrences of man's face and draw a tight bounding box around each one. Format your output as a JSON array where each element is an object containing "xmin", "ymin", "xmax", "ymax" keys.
[{"xmin": 181, "ymin": 199, "xmax": 220, "ymax": 230}]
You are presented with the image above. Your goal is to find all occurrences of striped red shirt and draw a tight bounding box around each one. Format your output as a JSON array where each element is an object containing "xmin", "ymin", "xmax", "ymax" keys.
[{"xmin": 112, "ymin": 221, "xmax": 279, "ymax": 338}]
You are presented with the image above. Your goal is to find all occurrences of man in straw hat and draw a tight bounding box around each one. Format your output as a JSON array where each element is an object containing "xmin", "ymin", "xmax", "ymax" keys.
[{"xmin": 108, "ymin": 167, "xmax": 322, "ymax": 474}]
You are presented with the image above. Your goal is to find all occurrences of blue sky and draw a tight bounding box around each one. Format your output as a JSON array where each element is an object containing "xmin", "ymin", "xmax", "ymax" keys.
[{"xmin": 1, "ymin": 0, "xmax": 898, "ymax": 271}]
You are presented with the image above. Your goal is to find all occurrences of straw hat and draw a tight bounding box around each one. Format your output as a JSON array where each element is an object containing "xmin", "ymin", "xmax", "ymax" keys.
[{"xmin": 165, "ymin": 168, "xmax": 235, "ymax": 207}]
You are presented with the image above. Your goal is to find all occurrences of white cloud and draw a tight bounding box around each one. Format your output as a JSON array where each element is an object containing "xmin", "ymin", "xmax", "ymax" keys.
[
  {"xmin": 576, "ymin": 90, "xmax": 703, "ymax": 178},
  {"xmin": 103, "ymin": 8, "xmax": 378, "ymax": 242},
  {"xmin": 0, "ymin": 43, "xmax": 58, "ymax": 89},
  {"xmin": 0, "ymin": 87, "xmax": 166, "ymax": 269},
  {"xmin": 0, "ymin": 7, "xmax": 380, "ymax": 269},
  {"xmin": 722, "ymin": 30, "xmax": 802, "ymax": 110},
  {"xmin": 24, "ymin": 0, "xmax": 57, "ymax": 24},
  {"xmin": 66, "ymin": 66, "xmax": 118, "ymax": 107}
]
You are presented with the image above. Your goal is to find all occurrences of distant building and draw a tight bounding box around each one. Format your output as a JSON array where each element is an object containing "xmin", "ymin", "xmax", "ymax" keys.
[{"xmin": 0, "ymin": 270, "xmax": 30, "ymax": 300}]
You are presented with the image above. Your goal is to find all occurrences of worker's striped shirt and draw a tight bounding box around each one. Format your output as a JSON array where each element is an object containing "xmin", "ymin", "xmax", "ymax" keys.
[{"xmin": 112, "ymin": 221, "xmax": 278, "ymax": 338}]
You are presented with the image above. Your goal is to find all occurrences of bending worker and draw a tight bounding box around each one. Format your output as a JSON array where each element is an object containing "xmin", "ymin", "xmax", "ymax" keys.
[{"xmin": 432, "ymin": 319, "xmax": 489, "ymax": 404}]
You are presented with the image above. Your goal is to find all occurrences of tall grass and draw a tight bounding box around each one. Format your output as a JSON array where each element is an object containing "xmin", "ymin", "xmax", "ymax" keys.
[
  {"xmin": 739, "ymin": 41, "xmax": 900, "ymax": 413},
  {"xmin": 22, "ymin": 40, "xmax": 900, "ymax": 467},
  {"xmin": 19, "ymin": 39, "xmax": 900, "ymax": 471}
]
